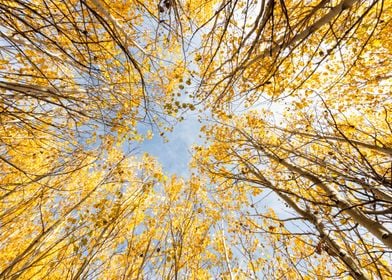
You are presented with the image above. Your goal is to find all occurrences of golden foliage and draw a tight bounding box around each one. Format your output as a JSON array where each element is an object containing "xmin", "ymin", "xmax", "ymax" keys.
[{"xmin": 1, "ymin": 0, "xmax": 391, "ymax": 279}]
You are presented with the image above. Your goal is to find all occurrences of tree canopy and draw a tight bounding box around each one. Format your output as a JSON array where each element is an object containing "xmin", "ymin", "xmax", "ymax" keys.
[{"xmin": 0, "ymin": 0, "xmax": 391, "ymax": 279}]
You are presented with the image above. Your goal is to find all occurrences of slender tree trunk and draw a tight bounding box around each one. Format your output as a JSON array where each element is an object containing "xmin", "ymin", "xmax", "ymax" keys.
[{"xmin": 257, "ymin": 145, "xmax": 392, "ymax": 249}]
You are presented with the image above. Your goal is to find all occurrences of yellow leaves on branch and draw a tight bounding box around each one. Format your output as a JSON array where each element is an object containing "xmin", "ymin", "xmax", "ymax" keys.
[
  {"xmin": 2, "ymin": 0, "xmax": 392, "ymax": 279},
  {"xmin": 0, "ymin": 140, "xmax": 222, "ymax": 279}
]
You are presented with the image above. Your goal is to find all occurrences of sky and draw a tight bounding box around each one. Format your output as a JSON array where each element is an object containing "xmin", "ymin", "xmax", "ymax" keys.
[
  {"xmin": 138, "ymin": 111, "xmax": 202, "ymax": 177},
  {"xmin": 133, "ymin": 1, "xmax": 291, "ymax": 223},
  {"xmin": 136, "ymin": 105, "xmax": 297, "ymax": 229}
]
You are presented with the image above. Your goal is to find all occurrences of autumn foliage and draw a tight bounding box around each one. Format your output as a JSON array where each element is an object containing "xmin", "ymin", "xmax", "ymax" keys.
[{"xmin": 0, "ymin": 0, "xmax": 391, "ymax": 279}]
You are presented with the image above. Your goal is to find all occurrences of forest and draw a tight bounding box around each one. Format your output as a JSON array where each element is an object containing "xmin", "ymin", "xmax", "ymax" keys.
[{"xmin": 0, "ymin": 0, "xmax": 391, "ymax": 279}]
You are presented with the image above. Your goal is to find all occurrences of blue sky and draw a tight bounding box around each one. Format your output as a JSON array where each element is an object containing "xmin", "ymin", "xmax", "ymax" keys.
[{"xmin": 138, "ymin": 111, "xmax": 202, "ymax": 177}]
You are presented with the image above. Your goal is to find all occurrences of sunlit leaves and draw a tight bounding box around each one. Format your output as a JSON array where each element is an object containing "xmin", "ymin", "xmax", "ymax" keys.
[{"xmin": 1, "ymin": 0, "xmax": 392, "ymax": 279}]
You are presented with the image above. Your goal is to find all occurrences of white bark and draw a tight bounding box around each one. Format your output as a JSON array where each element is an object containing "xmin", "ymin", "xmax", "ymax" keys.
[
  {"xmin": 243, "ymin": 0, "xmax": 360, "ymax": 68},
  {"xmin": 260, "ymin": 147, "xmax": 392, "ymax": 249},
  {"xmin": 277, "ymin": 192, "xmax": 369, "ymax": 280}
]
